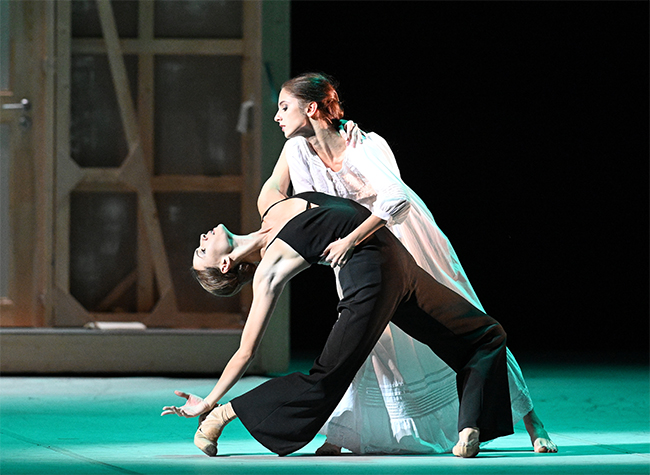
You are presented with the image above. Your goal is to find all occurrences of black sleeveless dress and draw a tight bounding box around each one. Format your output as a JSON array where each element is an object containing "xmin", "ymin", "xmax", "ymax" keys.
[{"xmin": 230, "ymin": 192, "xmax": 513, "ymax": 455}]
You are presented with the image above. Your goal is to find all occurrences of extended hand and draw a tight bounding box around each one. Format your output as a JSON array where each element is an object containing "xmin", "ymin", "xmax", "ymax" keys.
[
  {"xmin": 321, "ymin": 238, "xmax": 356, "ymax": 268},
  {"xmin": 161, "ymin": 390, "xmax": 211, "ymax": 418}
]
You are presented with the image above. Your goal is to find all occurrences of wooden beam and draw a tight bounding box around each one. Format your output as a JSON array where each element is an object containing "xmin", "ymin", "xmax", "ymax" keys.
[
  {"xmin": 54, "ymin": 0, "xmax": 73, "ymax": 297},
  {"xmin": 40, "ymin": 0, "xmax": 57, "ymax": 326},
  {"xmin": 96, "ymin": 0, "xmax": 138, "ymax": 148},
  {"xmin": 97, "ymin": 0, "xmax": 174, "ymax": 302},
  {"xmin": 119, "ymin": 144, "xmax": 174, "ymax": 295},
  {"xmin": 71, "ymin": 175, "xmax": 245, "ymax": 193},
  {"xmin": 71, "ymin": 38, "xmax": 244, "ymax": 56},
  {"xmin": 151, "ymin": 175, "xmax": 244, "ymax": 193},
  {"xmin": 136, "ymin": 0, "xmax": 156, "ymax": 312}
]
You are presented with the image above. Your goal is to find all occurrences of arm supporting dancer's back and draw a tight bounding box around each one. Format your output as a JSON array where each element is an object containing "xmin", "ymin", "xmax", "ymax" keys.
[{"xmin": 258, "ymin": 148, "xmax": 291, "ymax": 217}]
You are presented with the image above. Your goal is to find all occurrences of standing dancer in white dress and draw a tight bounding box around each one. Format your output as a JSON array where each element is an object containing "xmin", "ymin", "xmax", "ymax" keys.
[{"xmin": 260, "ymin": 73, "xmax": 557, "ymax": 455}]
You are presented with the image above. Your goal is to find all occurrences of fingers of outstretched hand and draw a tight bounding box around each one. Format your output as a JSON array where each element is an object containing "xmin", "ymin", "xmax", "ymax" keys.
[
  {"xmin": 174, "ymin": 390, "xmax": 190, "ymax": 400},
  {"xmin": 161, "ymin": 390, "xmax": 196, "ymax": 417},
  {"xmin": 161, "ymin": 405, "xmax": 180, "ymax": 416}
]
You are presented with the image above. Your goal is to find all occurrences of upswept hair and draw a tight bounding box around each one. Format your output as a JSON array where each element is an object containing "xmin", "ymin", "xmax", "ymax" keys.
[
  {"xmin": 281, "ymin": 73, "xmax": 344, "ymax": 125},
  {"xmin": 191, "ymin": 262, "xmax": 256, "ymax": 297}
]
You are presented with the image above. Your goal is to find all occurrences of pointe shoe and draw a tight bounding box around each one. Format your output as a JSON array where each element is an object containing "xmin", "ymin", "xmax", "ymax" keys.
[
  {"xmin": 194, "ymin": 403, "xmax": 237, "ymax": 457},
  {"xmin": 315, "ymin": 441, "xmax": 342, "ymax": 456},
  {"xmin": 533, "ymin": 437, "xmax": 558, "ymax": 453},
  {"xmin": 452, "ymin": 427, "xmax": 480, "ymax": 458}
]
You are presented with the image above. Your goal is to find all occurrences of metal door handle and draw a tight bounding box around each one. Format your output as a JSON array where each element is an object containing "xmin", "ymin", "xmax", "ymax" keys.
[{"xmin": 2, "ymin": 98, "xmax": 31, "ymax": 111}]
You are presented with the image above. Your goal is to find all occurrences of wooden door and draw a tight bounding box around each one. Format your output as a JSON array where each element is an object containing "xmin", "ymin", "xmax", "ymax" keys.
[{"xmin": 0, "ymin": 0, "xmax": 55, "ymax": 327}]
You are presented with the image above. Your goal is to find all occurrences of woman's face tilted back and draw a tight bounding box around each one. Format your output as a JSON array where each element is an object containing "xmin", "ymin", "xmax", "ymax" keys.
[
  {"xmin": 274, "ymin": 88, "xmax": 311, "ymax": 139},
  {"xmin": 192, "ymin": 224, "xmax": 233, "ymax": 271}
]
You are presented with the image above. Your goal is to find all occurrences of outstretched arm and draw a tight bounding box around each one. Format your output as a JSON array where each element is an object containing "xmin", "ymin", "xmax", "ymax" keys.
[{"xmin": 162, "ymin": 241, "xmax": 309, "ymax": 418}]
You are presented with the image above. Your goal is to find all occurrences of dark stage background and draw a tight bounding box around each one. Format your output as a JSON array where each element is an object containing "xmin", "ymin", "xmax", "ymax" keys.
[{"xmin": 286, "ymin": 1, "xmax": 648, "ymax": 360}]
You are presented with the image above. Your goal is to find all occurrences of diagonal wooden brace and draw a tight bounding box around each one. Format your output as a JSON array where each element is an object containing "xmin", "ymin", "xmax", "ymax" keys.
[{"xmin": 96, "ymin": 0, "xmax": 174, "ymax": 301}]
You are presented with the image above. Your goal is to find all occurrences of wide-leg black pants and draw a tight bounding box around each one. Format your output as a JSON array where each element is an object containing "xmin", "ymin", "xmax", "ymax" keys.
[{"xmin": 231, "ymin": 231, "xmax": 513, "ymax": 456}]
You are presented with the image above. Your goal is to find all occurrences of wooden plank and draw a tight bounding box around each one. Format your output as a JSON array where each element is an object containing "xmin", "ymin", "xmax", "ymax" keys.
[
  {"xmin": 0, "ymin": 329, "xmax": 247, "ymax": 374},
  {"xmin": 151, "ymin": 175, "xmax": 244, "ymax": 193},
  {"xmin": 136, "ymin": 207, "xmax": 154, "ymax": 312},
  {"xmin": 71, "ymin": 38, "xmax": 244, "ymax": 56},
  {"xmin": 237, "ymin": 1, "xmax": 263, "ymax": 320},
  {"xmin": 56, "ymin": 155, "xmax": 85, "ymax": 203},
  {"xmin": 73, "ymin": 175, "xmax": 244, "ymax": 193},
  {"xmin": 7, "ymin": 0, "xmax": 42, "ymax": 327},
  {"xmin": 137, "ymin": 0, "xmax": 154, "ymax": 44},
  {"xmin": 96, "ymin": 0, "xmax": 138, "ymax": 148},
  {"xmin": 241, "ymin": 1, "xmax": 263, "ymax": 232},
  {"xmin": 137, "ymin": 0, "xmax": 154, "ymax": 174},
  {"xmin": 136, "ymin": 0, "xmax": 155, "ymax": 312},
  {"xmin": 257, "ymin": 0, "xmax": 291, "ymax": 373},
  {"xmin": 97, "ymin": 0, "xmax": 174, "ymax": 301},
  {"xmin": 119, "ymin": 144, "xmax": 174, "ymax": 294},
  {"xmin": 54, "ymin": 0, "xmax": 73, "ymax": 298},
  {"xmin": 40, "ymin": 0, "xmax": 57, "ymax": 326}
]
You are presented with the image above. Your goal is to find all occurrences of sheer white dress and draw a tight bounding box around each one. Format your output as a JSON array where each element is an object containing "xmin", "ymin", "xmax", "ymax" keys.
[{"xmin": 284, "ymin": 133, "xmax": 533, "ymax": 454}]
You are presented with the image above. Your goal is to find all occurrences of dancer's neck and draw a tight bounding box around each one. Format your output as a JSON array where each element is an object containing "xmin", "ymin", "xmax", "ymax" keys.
[
  {"xmin": 306, "ymin": 122, "xmax": 346, "ymax": 171},
  {"xmin": 231, "ymin": 229, "xmax": 269, "ymax": 264}
]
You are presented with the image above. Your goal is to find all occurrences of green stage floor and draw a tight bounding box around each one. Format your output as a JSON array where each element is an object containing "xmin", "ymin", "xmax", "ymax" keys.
[{"xmin": 1, "ymin": 358, "xmax": 648, "ymax": 475}]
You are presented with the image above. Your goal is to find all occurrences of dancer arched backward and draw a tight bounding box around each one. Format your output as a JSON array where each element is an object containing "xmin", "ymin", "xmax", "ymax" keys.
[
  {"xmin": 163, "ymin": 191, "xmax": 513, "ymax": 458},
  {"xmin": 258, "ymin": 73, "xmax": 556, "ymax": 454}
]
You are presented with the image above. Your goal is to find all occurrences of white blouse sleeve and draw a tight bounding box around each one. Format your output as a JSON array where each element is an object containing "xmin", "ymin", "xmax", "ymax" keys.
[
  {"xmin": 283, "ymin": 137, "xmax": 317, "ymax": 194},
  {"xmin": 350, "ymin": 133, "xmax": 411, "ymax": 224}
]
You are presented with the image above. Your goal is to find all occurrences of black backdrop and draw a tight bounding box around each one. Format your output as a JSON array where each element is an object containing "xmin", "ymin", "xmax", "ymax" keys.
[{"xmin": 286, "ymin": 1, "xmax": 648, "ymax": 360}]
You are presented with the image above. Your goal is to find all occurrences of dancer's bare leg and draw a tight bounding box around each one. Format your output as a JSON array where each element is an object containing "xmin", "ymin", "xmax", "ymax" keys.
[
  {"xmin": 194, "ymin": 402, "xmax": 237, "ymax": 456},
  {"xmin": 452, "ymin": 427, "xmax": 480, "ymax": 458},
  {"xmin": 315, "ymin": 441, "xmax": 343, "ymax": 456},
  {"xmin": 524, "ymin": 409, "xmax": 558, "ymax": 453}
]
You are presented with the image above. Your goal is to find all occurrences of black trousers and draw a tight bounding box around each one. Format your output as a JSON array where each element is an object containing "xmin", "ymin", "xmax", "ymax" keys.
[{"xmin": 231, "ymin": 230, "xmax": 513, "ymax": 456}]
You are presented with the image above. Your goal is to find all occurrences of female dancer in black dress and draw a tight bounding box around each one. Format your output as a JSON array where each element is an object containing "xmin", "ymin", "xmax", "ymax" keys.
[{"xmin": 162, "ymin": 191, "xmax": 513, "ymax": 458}]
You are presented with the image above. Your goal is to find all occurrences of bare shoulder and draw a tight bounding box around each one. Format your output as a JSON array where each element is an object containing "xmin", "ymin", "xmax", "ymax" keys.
[{"xmin": 258, "ymin": 239, "xmax": 309, "ymax": 284}]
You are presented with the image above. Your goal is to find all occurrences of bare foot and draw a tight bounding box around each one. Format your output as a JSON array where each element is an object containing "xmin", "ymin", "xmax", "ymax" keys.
[
  {"xmin": 315, "ymin": 441, "xmax": 342, "ymax": 456},
  {"xmin": 523, "ymin": 409, "xmax": 558, "ymax": 453},
  {"xmin": 452, "ymin": 427, "xmax": 480, "ymax": 458}
]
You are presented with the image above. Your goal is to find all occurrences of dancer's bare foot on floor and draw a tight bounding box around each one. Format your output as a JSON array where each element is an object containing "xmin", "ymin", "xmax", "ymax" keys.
[
  {"xmin": 524, "ymin": 409, "xmax": 558, "ymax": 453},
  {"xmin": 452, "ymin": 427, "xmax": 480, "ymax": 458},
  {"xmin": 315, "ymin": 441, "xmax": 342, "ymax": 456}
]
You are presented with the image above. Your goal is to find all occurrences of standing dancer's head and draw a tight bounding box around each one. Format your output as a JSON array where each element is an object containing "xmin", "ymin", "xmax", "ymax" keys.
[{"xmin": 274, "ymin": 73, "xmax": 344, "ymax": 138}]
